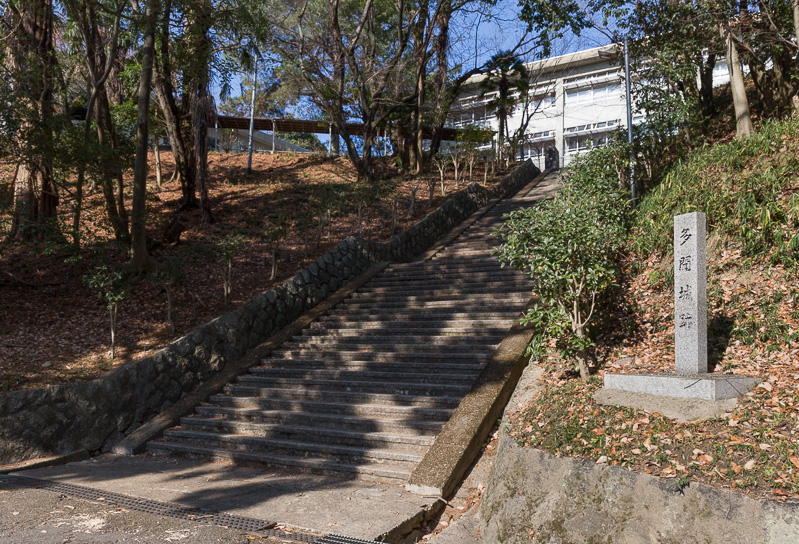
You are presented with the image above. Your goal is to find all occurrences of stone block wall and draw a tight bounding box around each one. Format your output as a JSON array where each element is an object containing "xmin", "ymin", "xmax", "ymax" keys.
[
  {"xmin": 481, "ymin": 427, "xmax": 799, "ymax": 543},
  {"xmin": 0, "ymin": 160, "xmax": 540, "ymax": 465}
]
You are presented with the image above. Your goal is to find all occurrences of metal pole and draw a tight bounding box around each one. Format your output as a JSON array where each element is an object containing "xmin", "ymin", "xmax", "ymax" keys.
[
  {"xmin": 247, "ymin": 68, "xmax": 257, "ymax": 174},
  {"xmin": 624, "ymin": 37, "xmax": 635, "ymax": 203},
  {"xmin": 214, "ymin": 116, "xmax": 218, "ymax": 152},
  {"xmin": 271, "ymin": 118, "xmax": 276, "ymax": 154},
  {"xmin": 383, "ymin": 128, "xmax": 388, "ymax": 156}
]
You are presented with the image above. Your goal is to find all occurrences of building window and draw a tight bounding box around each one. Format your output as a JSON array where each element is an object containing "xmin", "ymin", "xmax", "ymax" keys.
[
  {"xmin": 564, "ymin": 119, "xmax": 619, "ymax": 135},
  {"xmin": 565, "ymin": 70, "xmax": 618, "ymax": 87},
  {"xmin": 565, "ymin": 82, "xmax": 622, "ymax": 105},
  {"xmin": 565, "ymin": 88, "xmax": 592, "ymax": 105},
  {"xmin": 534, "ymin": 94, "xmax": 556, "ymax": 110}
]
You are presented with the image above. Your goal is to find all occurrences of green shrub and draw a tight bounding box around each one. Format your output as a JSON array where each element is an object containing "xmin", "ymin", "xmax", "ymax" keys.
[
  {"xmin": 495, "ymin": 150, "xmax": 630, "ymax": 379},
  {"xmin": 83, "ymin": 264, "xmax": 128, "ymax": 359}
]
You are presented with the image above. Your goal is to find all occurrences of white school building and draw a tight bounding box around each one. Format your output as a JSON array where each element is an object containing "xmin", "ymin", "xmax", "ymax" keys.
[{"xmin": 447, "ymin": 45, "xmax": 731, "ymax": 170}]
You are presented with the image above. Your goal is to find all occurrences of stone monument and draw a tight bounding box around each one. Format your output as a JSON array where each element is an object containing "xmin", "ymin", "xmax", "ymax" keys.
[
  {"xmin": 604, "ymin": 212, "xmax": 759, "ymax": 401},
  {"xmin": 674, "ymin": 211, "xmax": 707, "ymax": 375}
]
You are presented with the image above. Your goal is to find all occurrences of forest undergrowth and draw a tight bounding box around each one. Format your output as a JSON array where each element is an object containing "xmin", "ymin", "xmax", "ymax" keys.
[{"xmin": 0, "ymin": 151, "xmax": 506, "ymax": 391}]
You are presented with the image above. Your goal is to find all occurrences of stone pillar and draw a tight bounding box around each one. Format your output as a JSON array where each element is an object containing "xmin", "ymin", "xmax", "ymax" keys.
[{"xmin": 674, "ymin": 211, "xmax": 707, "ymax": 375}]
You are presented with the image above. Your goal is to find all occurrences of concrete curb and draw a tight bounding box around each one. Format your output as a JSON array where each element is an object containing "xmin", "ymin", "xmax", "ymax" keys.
[
  {"xmin": 376, "ymin": 499, "xmax": 447, "ymax": 543},
  {"xmin": 0, "ymin": 449, "xmax": 90, "ymax": 474},
  {"xmin": 402, "ymin": 172, "xmax": 549, "ymax": 499},
  {"xmin": 404, "ymin": 311, "xmax": 536, "ymax": 498},
  {"xmin": 112, "ymin": 261, "xmax": 392, "ymax": 456}
]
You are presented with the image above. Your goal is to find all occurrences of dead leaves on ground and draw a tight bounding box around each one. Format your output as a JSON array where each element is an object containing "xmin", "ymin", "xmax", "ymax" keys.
[{"xmin": 513, "ymin": 243, "xmax": 799, "ymax": 501}]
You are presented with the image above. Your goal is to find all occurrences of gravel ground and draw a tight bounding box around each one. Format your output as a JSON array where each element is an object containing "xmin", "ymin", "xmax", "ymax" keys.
[{"xmin": 0, "ymin": 486, "xmax": 270, "ymax": 544}]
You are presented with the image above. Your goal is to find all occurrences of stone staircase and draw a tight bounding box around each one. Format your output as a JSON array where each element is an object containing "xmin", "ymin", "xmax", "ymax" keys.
[{"xmin": 148, "ymin": 172, "xmax": 559, "ymax": 483}]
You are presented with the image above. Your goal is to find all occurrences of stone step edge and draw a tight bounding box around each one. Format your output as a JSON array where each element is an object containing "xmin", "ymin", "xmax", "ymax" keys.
[
  {"xmin": 246, "ymin": 367, "xmax": 480, "ymax": 382},
  {"xmin": 191, "ymin": 406, "xmax": 446, "ymax": 432},
  {"xmin": 234, "ymin": 375, "xmax": 473, "ymax": 393},
  {"xmin": 254, "ymin": 360, "xmax": 486, "ymax": 370},
  {"xmin": 160, "ymin": 430, "xmax": 424, "ymax": 463},
  {"xmin": 208, "ymin": 394, "xmax": 454, "ymax": 419},
  {"xmin": 177, "ymin": 417, "xmax": 438, "ymax": 446},
  {"xmin": 218, "ymin": 385, "xmax": 465, "ymax": 407},
  {"xmin": 147, "ymin": 442, "xmax": 412, "ymax": 483}
]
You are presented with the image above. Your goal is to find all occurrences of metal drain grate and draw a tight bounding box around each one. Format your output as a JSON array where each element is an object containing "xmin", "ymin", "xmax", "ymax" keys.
[
  {"xmin": 0, "ymin": 474, "xmax": 274, "ymax": 533},
  {"xmin": 257, "ymin": 527, "xmax": 323, "ymax": 542},
  {"xmin": 311, "ymin": 535, "xmax": 384, "ymax": 544}
]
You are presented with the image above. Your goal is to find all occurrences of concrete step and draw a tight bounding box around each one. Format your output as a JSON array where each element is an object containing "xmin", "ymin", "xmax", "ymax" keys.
[
  {"xmin": 344, "ymin": 292, "xmax": 528, "ymax": 304},
  {"xmin": 433, "ymin": 251, "xmax": 497, "ymax": 259},
  {"xmin": 275, "ymin": 343, "xmax": 497, "ymax": 355},
  {"xmin": 191, "ymin": 406, "xmax": 445, "ymax": 434},
  {"xmin": 234, "ymin": 374, "xmax": 473, "ymax": 395},
  {"xmin": 376, "ymin": 267, "xmax": 504, "ymax": 280},
  {"xmin": 174, "ymin": 418, "xmax": 437, "ymax": 451},
  {"xmin": 208, "ymin": 394, "xmax": 454, "ymax": 422},
  {"xmin": 357, "ymin": 279, "xmax": 530, "ymax": 291},
  {"xmin": 245, "ymin": 366, "xmax": 480, "ymax": 384},
  {"xmin": 286, "ymin": 334, "xmax": 504, "ymax": 347},
  {"xmin": 299, "ymin": 326, "xmax": 507, "ymax": 336},
  {"xmin": 159, "ymin": 429, "xmax": 425, "ymax": 464},
  {"xmin": 255, "ymin": 359, "xmax": 486, "ymax": 372},
  {"xmin": 385, "ymin": 257, "xmax": 499, "ymax": 269},
  {"xmin": 307, "ymin": 322, "xmax": 511, "ymax": 333},
  {"xmin": 147, "ymin": 442, "xmax": 412, "ymax": 483},
  {"xmin": 317, "ymin": 313, "xmax": 520, "ymax": 324},
  {"xmin": 351, "ymin": 283, "xmax": 526, "ymax": 296},
  {"xmin": 270, "ymin": 349, "xmax": 493, "ymax": 363},
  {"xmin": 218, "ymin": 385, "xmax": 464, "ymax": 408},
  {"xmin": 364, "ymin": 272, "xmax": 530, "ymax": 288},
  {"xmin": 367, "ymin": 268, "xmax": 526, "ymax": 281},
  {"xmin": 334, "ymin": 299, "xmax": 526, "ymax": 310}
]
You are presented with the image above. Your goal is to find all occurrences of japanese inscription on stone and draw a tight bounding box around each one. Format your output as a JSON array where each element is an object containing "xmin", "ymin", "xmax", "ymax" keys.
[{"xmin": 674, "ymin": 212, "xmax": 707, "ymax": 375}]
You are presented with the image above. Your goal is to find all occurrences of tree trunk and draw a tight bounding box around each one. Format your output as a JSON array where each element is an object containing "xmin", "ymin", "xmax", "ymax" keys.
[
  {"xmin": 130, "ymin": 0, "xmax": 159, "ymax": 275},
  {"xmin": 411, "ymin": 0, "xmax": 428, "ymax": 174},
  {"xmin": 574, "ymin": 325, "xmax": 591, "ymax": 380},
  {"xmin": 154, "ymin": 142, "xmax": 163, "ymax": 189},
  {"xmin": 428, "ymin": 0, "xmax": 452, "ymax": 158},
  {"xmin": 794, "ymin": 0, "xmax": 799, "ymax": 47},
  {"xmin": 154, "ymin": 76, "xmax": 196, "ymax": 208},
  {"xmin": 166, "ymin": 288, "xmax": 175, "ymax": 334},
  {"xmin": 8, "ymin": 0, "xmax": 58, "ymax": 240},
  {"xmin": 721, "ymin": 25, "xmax": 753, "ymax": 138},
  {"xmin": 95, "ymin": 90, "xmax": 130, "ymax": 245},
  {"xmin": 697, "ymin": 53, "xmax": 716, "ymax": 119},
  {"xmin": 109, "ymin": 305, "xmax": 118, "ymax": 359},
  {"xmin": 187, "ymin": 0, "xmax": 214, "ymax": 223}
]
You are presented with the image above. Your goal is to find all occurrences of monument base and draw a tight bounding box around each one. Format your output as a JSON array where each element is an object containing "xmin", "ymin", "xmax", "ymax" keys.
[{"xmin": 603, "ymin": 372, "xmax": 760, "ymax": 401}]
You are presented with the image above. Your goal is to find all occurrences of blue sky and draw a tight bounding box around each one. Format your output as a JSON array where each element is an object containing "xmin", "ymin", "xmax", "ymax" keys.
[{"xmin": 213, "ymin": 0, "xmax": 616, "ymax": 125}]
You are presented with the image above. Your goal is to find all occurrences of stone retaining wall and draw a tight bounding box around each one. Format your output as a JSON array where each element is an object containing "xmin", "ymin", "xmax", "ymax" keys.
[
  {"xmin": 0, "ymin": 160, "xmax": 540, "ymax": 465},
  {"xmin": 481, "ymin": 413, "xmax": 799, "ymax": 543}
]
